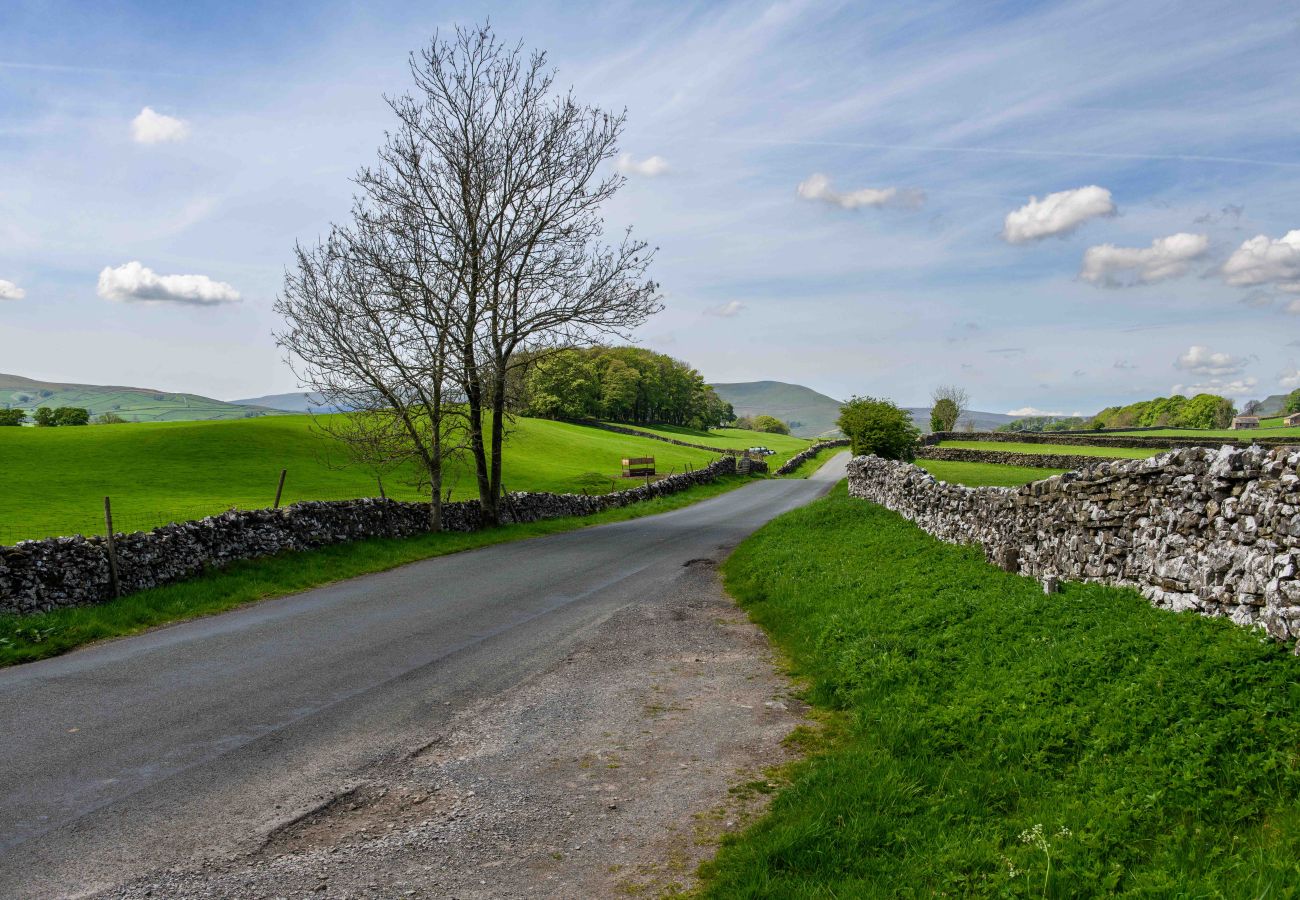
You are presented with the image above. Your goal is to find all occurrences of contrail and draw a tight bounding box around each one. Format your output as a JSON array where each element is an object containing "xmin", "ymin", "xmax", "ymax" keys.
[{"xmin": 709, "ymin": 137, "xmax": 1300, "ymax": 170}]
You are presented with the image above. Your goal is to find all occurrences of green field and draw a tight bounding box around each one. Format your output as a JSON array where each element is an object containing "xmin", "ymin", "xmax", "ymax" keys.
[
  {"xmin": 939, "ymin": 440, "xmax": 1164, "ymax": 459},
  {"xmin": 702, "ymin": 486, "xmax": 1300, "ymax": 896},
  {"xmin": 603, "ymin": 422, "xmax": 811, "ymax": 465},
  {"xmin": 917, "ymin": 459, "xmax": 1066, "ymax": 487},
  {"xmin": 0, "ymin": 415, "xmax": 761, "ymax": 542}
]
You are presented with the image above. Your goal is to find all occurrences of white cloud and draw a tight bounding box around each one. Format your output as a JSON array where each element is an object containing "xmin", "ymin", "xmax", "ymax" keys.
[
  {"xmin": 1001, "ymin": 185, "xmax": 1116, "ymax": 244},
  {"xmin": 1279, "ymin": 369, "xmax": 1300, "ymax": 390},
  {"xmin": 1080, "ymin": 232, "xmax": 1209, "ymax": 286},
  {"xmin": 0, "ymin": 279, "xmax": 25, "ymax": 301},
  {"xmin": 1174, "ymin": 345, "xmax": 1245, "ymax": 377},
  {"xmin": 616, "ymin": 153, "xmax": 669, "ymax": 177},
  {"xmin": 1006, "ymin": 406, "xmax": 1064, "ymax": 417},
  {"xmin": 704, "ymin": 300, "xmax": 745, "ymax": 317},
  {"xmin": 1171, "ymin": 376, "xmax": 1258, "ymax": 397},
  {"xmin": 796, "ymin": 173, "xmax": 925, "ymax": 210},
  {"xmin": 1221, "ymin": 230, "xmax": 1300, "ymax": 292},
  {"xmin": 97, "ymin": 261, "xmax": 241, "ymax": 305},
  {"xmin": 131, "ymin": 106, "xmax": 190, "ymax": 144},
  {"xmin": 1286, "ymin": 298, "xmax": 1300, "ymax": 315}
]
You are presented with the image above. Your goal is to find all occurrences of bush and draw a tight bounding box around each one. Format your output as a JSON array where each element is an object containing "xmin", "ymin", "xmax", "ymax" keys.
[
  {"xmin": 1286, "ymin": 390, "xmax": 1300, "ymax": 415},
  {"xmin": 929, "ymin": 398, "xmax": 958, "ymax": 432},
  {"xmin": 750, "ymin": 414, "xmax": 790, "ymax": 435},
  {"xmin": 837, "ymin": 396, "xmax": 919, "ymax": 461},
  {"xmin": 0, "ymin": 409, "xmax": 26, "ymax": 426},
  {"xmin": 93, "ymin": 412, "xmax": 128, "ymax": 425}
]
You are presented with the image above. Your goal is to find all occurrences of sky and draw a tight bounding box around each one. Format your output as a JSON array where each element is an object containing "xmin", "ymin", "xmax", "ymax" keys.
[{"xmin": 1, "ymin": 0, "xmax": 1298, "ymax": 415}]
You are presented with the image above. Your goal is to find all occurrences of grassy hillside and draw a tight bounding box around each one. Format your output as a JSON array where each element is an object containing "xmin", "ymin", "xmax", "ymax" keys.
[
  {"xmin": 711, "ymin": 381, "xmax": 845, "ymax": 438},
  {"xmin": 0, "ymin": 415, "xmax": 744, "ymax": 543},
  {"xmin": 1110, "ymin": 425, "xmax": 1300, "ymax": 438},
  {"xmin": 230, "ymin": 391, "xmax": 348, "ymax": 413},
  {"xmin": 0, "ymin": 373, "xmax": 286, "ymax": 423},
  {"xmin": 917, "ymin": 459, "xmax": 1066, "ymax": 487}
]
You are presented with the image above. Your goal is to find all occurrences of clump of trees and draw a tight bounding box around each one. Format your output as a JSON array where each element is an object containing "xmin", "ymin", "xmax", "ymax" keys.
[
  {"xmin": 998, "ymin": 416, "xmax": 1088, "ymax": 433},
  {"xmin": 837, "ymin": 396, "xmax": 919, "ymax": 461},
  {"xmin": 275, "ymin": 25, "xmax": 660, "ymax": 527},
  {"xmin": 520, "ymin": 346, "xmax": 732, "ymax": 429},
  {"xmin": 1090, "ymin": 394, "xmax": 1235, "ymax": 430},
  {"xmin": 32, "ymin": 407, "xmax": 89, "ymax": 427},
  {"xmin": 0, "ymin": 409, "xmax": 26, "ymax": 426},
  {"xmin": 1284, "ymin": 390, "xmax": 1300, "ymax": 414},
  {"xmin": 929, "ymin": 385, "xmax": 968, "ymax": 432},
  {"xmin": 739, "ymin": 414, "xmax": 790, "ymax": 435}
]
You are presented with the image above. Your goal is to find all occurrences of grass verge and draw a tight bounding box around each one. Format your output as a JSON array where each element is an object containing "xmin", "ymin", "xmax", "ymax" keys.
[
  {"xmin": 700, "ymin": 484, "xmax": 1300, "ymax": 897},
  {"xmin": 916, "ymin": 458, "xmax": 1066, "ymax": 487},
  {"xmin": 780, "ymin": 446, "xmax": 843, "ymax": 479},
  {"xmin": 0, "ymin": 474, "xmax": 750, "ymax": 667}
]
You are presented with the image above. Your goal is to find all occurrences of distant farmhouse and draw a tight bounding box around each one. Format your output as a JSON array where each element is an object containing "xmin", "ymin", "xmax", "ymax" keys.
[
  {"xmin": 1231, "ymin": 415, "xmax": 1260, "ymax": 430},
  {"xmin": 1286, "ymin": 412, "xmax": 1300, "ymax": 427}
]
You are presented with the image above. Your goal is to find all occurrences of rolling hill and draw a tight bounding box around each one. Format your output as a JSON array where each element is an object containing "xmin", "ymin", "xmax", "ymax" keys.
[
  {"xmin": 229, "ymin": 391, "xmax": 348, "ymax": 413},
  {"xmin": 711, "ymin": 380, "xmax": 1019, "ymax": 436},
  {"xmin": 0, "ymin": 374, "xmax": 288, "ymax": 423}
]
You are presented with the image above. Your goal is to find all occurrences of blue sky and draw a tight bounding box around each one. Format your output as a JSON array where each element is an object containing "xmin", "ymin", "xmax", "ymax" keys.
[{"xmin": 1, "ymin": 0, "xmax": 1298, "ymax": 414}]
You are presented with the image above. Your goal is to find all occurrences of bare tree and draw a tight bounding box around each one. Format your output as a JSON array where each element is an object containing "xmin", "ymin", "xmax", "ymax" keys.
[
  {"xmin": 274, "ymin": 224, "xmax": 467, "ymax": 530},
  {"xmin": 930, "ymin": 384, "xmax": 969, "ymax": 432},
  {"xmin": 353, "ymin": 24, "xmax": 661, "ymax": 525}
]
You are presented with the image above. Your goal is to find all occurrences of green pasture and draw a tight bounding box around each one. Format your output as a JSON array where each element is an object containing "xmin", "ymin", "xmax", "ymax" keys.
[
  {"xmin": 604, "ymin": 422, "xmax": 810, "ymax": 464},
  {"xmin": 1109, "ymin": 425, "xmax": 1300, "ymax": 439},
  {"xmin": 0, "ymin": 415, "xmax": 757, "ymax": 542},
  {"xmin": 916, "ymin": 459, "xmax": 1066, "ymax": 487},
  {"xmin": 939, "ymin": 440, "xmax": 1164, "ymax": 459},
  {"xmin": 702, "ymin": 486, "xmax": 1300, "ymax": 896}
]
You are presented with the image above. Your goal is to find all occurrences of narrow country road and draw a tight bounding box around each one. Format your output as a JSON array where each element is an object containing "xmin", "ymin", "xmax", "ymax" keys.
[{"xmin": 0, "ymin": 455, "xmax": 848, "ymax": 899}]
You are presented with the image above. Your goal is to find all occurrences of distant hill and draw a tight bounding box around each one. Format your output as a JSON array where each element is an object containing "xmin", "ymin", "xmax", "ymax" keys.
[
  {"xmin": 0, "ymin": 373, "xmax": 289, "ymax": 423},
  {"xmin": 1255, "ymin": 393, "xmax": 1289, "ymax": 416},
  {"xmin": 711, "ymin": 381, "xmax": 845, "ymax": 437},
  {"xmin": 229, "ymin": 391, "xmax": 349, "ymax": 414},
  {"xmin": 711, "ymin": 380, "xmax": 1019, "ymax": 437}
]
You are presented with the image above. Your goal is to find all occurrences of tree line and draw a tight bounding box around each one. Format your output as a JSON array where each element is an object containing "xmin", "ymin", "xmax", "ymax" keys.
[
  {"xmin": 519, "ymin": 347, "xmax": 732, "ymax": 429},
  {"xmin": 997, "ymin": 393, "xmax": 1238, "ymax": 433}
]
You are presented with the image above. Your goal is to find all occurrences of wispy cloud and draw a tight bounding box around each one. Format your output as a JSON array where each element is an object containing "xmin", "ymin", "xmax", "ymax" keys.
[
  {"xmin": 617, "ymin": 153, "xmax": 669, "ymax": 177},
  {"xmin": 796, "ymin": 173, "xmax": 924, "ymax": 210},
  {"xmin": 704, "ymin": 299, "xmax": 745, "ymax": 317},
  {"xmin": 1172, "ymin": 376, "xmax": 1258, "ymax": 397},
  {"xmin": 1006, "ymin": 406, "xmax": 1064, "ymax": 416},
  {"xmin": 97, "ymin": 261, "xmax": 240, "ymax": 305}
]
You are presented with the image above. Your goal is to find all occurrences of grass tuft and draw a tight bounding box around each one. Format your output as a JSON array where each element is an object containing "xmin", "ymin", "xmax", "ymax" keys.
[{"xmin": 701, "ymin": 484, "xmax": 1300, "ymax": 897}]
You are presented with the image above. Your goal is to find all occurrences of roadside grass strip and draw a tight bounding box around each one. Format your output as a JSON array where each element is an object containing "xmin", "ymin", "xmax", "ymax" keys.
[
  {"xmin": 0, "ymin": 475, "xmax": 749, "ymax": 667},
  {"xmin": 780, "ymin": 446, "xmax": 844, "ymax": 479},
  {"xmin": 916, "ymin": 459, "xmax": 1066, "ymax": 487},
  {"xmin": 703, "ymin": 484, "xmax": 1300, "ymax": 897},
  {"xmin": 938, "ymin": 441, "xmax": 1164, "ymax": 459}
]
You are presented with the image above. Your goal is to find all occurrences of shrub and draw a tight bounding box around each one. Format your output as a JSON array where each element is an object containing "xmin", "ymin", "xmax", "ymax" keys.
[
  {"xmin": 0, "ymin": 409, "xmax": 26, "ymax": 426},
  {"xmin": 93, "ymin": 412, "xmax": 128, "ymax": 425},
  {"xmin": 929, "ymin": 398, "xmax": 958, "ymax": 432},
  {"xmin": 750, "ymin": 414, "xmax": 790, "ymax": 435},
  {"xmin": 837, "ymin": 396, "xmax": 919, "ymax": 461}
]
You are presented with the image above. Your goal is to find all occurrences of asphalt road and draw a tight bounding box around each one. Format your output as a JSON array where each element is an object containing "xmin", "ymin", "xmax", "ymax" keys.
[{"xmin": 0, "ymin": 454, "xmax": 847, "ymax": 898}]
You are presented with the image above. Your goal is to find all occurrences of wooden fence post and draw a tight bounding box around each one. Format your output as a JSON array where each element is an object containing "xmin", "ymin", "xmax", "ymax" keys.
[
  {"xmin": 273, "ymin": 469, "xmax": 288, "ymax": 509},
  {"xmin": 104, "ymin": 496, "xmax": 121, "ymax": 599}
]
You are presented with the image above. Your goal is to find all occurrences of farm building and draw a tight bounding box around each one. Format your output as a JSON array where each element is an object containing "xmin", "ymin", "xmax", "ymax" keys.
[
  {"xmin": 1286, "ymin": 412, "xmax": 1300, "ymax": 427},
  {"xmin": 1231, "ymin": 415, "xmax": 1260, "ymax": 429}
]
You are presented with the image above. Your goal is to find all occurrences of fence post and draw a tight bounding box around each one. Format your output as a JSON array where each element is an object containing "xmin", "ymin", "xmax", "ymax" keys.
[
  {"xmin": 274, "ymin": 469, "xmax": 287, "ymax": 509},
  {"xmin": 104, "ymin": 496, "xmax": 121, "ymax": 599}
]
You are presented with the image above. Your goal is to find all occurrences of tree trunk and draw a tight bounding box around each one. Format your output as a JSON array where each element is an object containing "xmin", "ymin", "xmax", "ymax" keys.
[{"xmin": 488, "ymin": 365, "xmax": 507, "ymax": 525}]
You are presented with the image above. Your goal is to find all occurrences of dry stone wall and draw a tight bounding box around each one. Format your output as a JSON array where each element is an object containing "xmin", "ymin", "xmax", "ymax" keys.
[
  {"xmin": 1, "ymin": 456, "xmax": 740, "ymax": 616},
  {"xmin": 847, "ymin": 447, "xmax": 1300, "ymax": 648},
  {"xmin": 773, "ymin": 439, "xmax": 851, "ymax": 476}
]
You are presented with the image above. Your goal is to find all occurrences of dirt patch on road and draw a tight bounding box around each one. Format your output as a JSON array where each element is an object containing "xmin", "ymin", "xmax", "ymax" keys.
[{"xmin": 103, "ymin": 552, "xmax": 807, "ymax": 899}]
